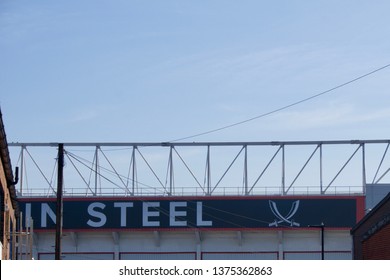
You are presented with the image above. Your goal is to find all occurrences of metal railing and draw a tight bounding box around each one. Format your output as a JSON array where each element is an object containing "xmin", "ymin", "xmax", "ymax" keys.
[{"xmin": 17, "ymin": 185, "xmax": 364, "ymax": 198}]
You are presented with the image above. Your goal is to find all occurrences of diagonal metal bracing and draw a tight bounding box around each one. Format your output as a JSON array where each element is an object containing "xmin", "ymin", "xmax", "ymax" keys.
[
  {"xmin": 373, "ymin": 143, "xmax": 390, "ymax": 184},
  {"xmin": 99, "ymin": 148, "xmax": 131, "ymax": 194},
  {"xmin": 285, "ymin": 145, "xmax": 320, "ymax": 194},
  {"xmin": 211, "ymin": 146, "xmax": 245, "ymax": 195},
  {"xmin": 8, "ymin": 140, "xmax": 390, "ymax": 197},
  {"xmin": 24, "ymin": 147, "xmax": 57, "ymax": 194},
  {"xmin": 135, "ymin": 147, "xmax": 168, "ymax": 194},
  {"xmin": 173, "ymin": 147, "xmax": 204, "ymax": 192},
  {"xmin": 64, "ymin": 151, "xmax": 95, "ymax": 195},
  {"xmin": 248, "ymin": 145, "xmax": 283, "ymax": 194},
  {"xmin": 323, "ymin": 144, "xmax": 362, "ymax": 194},
  {"xmin": 375, "ymin": 167, "xmax": 390, "ymax": 184},
  {"xmin": 65, "ymin": 151, "xmax": 130, "ymax": 194}
]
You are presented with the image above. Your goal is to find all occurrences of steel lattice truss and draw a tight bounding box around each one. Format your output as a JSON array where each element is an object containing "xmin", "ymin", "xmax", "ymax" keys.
[{"xmin": 8, "ymin": 140, "xmax": 390, "ymax": 197}]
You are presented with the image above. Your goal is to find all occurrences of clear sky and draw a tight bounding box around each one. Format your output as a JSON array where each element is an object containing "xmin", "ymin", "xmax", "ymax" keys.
[{"xmin": 1, "ymin": 0, "xmax": 390, "ymax": 143}]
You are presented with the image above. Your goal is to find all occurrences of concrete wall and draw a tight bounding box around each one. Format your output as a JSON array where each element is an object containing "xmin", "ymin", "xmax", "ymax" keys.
[{"xmin": 33, "ymin": 229, "xmax": 352, "ymax": 260}]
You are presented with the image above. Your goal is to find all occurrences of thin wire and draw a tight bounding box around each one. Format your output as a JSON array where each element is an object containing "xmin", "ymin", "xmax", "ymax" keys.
[
  {"xmin": 63, "ymin": 150, "xmax": 285, "ymax": 228},
  {"xmin": 169, "ymin": 63, "xmax": 390, "ymax": 142},
  {"xmin": 65, "ymin": 150, "xmax": 165, "ymax": 194},
  {"xmin": 65, "ymin": 151, "xmax": 129, "ymax": 192}
]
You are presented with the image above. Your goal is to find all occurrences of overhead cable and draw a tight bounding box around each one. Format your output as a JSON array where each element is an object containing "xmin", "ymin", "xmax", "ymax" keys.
[{"xmin": 170, "ymin": 63, "xmax": 390, "ymax": 142}]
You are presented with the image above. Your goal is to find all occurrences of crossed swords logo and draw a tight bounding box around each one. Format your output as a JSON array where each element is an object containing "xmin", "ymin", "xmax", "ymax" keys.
[{"xmin": 268, "ymin": 200, "xmax": 300, "ymax": 227}]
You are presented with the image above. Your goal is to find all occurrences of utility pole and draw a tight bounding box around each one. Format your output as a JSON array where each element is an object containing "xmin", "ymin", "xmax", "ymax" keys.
[
  {"xmin": 320, "ymin": 222, "xmax": 324, "ymax": 260},
  {"xmin": 308, "ymin": 222, "xmax": 325, "ymax": 260},
  {"xmin": 55, "ymin": 143, "xmax": 64, "ymax": 260}
]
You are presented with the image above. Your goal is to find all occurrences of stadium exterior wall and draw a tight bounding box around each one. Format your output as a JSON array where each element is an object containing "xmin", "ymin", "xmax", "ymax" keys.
[{"xmin": 19, "ymin": 195, "xmax": 364, "ymax": 260}]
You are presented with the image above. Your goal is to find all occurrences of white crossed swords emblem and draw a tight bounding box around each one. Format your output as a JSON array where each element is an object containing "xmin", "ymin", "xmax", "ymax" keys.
[{"xmin": 268, "ymin": 200, "xmax": 300, "ymax": 227}]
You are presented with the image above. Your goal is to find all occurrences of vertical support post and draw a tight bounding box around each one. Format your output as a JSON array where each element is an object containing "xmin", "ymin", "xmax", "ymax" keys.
[
  {"xmin": 244, "ymin": 145, "xmax": 248, "ymax": 195},
  {"xmin": 309, "ymin": 222, "xmax": 325, "ymax": 260},
  {"xmin": 25, "ymin": 226, "xmax": 29, "ymax": 260},
  {"xmin": 321, "ymin": 222, "xmax": 325, "ymax": 260},
  {"xmin": 29, "ymin": 217, "xmax": 33, "ymax": 260},
  {"xmin": 3, "ymin": 209, "xmax": 9, "ymax": 260},
  {"xmin": 320, "ymin": 144, "xmax": 323, "ymax": 194},
  {"xmin": 19, "ymin": 212, "xmax": 23, "ymax": 260},
  {"xmin": 20, "ymin": 145, "xmax": 25, "ymax": 194},
  {"xmin": 278, "ymin": 231, "xmax": 284, "ymax": 260},
  {"xmin": 94, "ymin": 146, "xmax": 99, "ymax": 196},
  {"xmin": 112, "ymin": 232, "xmax": 120, "ymax": 260},
  {"xmin": 169, "ymin": 146, "xmax": 174, "ymax": 196},
  {"xmin": 25, "ymin": 219, "xmax": 30, "ymax": 260},
  {"xmin": 132, "ymin": 146, "xmax": 136, "ymax": 196},
  {"xmin": 196, "ymin": 244, "xmax": 202, "ymax": 260},
  {"xmin": 55, "ymin": 143, "xmax": 64, "ymax": 260},
  {"xmin": 206, "ymin": 145, "xmax": 211, "ymax": 195},
  {"xmin": 362, "ymin": 143, "xmax": 366, "ymax": 195},
  {"xmin": 195, "ymin": 231, "xmax": 202, "ymax": 260},
  {"xmin": 11, "ymin": 219, "xmax": 16, "ymax": 260},
  {"xmin": 282, "ymin": 145, "xmax": 286, "ymax": 195}
]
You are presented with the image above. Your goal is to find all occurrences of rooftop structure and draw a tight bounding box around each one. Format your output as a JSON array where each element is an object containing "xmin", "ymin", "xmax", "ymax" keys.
[
  {"xmin": 10, "ymin": 140, "xmax": 390, "ymax": 260},
  {"xmin": 8, "ymin": 140, "xmax": 390, "ymax": 198}
]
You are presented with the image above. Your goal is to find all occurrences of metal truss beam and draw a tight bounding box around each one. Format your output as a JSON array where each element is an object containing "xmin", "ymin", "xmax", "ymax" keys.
[{"xmin": 9, "ymin": 140, "xmax": 390, "ymax": 197}]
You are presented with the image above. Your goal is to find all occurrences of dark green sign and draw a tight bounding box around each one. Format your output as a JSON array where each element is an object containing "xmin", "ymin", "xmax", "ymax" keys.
[{"xmin": 19, "ymin": 196, "xmax": 363, "ymax": 230}]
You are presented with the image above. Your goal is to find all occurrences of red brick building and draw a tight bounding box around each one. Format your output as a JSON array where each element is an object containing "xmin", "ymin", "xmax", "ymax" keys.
[{"xmin": 351, "ymin": 192, "xmax": 390, "ymax": 259}]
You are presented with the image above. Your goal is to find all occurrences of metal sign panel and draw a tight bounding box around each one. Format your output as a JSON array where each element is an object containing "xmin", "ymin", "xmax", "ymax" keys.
[{"xmin": 19, "ymin": 196, "xmax": 364, "ymax": 231}]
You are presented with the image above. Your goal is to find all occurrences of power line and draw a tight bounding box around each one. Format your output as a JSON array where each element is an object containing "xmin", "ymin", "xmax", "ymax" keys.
[
  {"xmin": 170, "ymin": 63, "xmax": 390, "ymax": 142},
  {"xmin": 64, "ymin": 150, "xmax": 280, "ymax": 228},
  {"xmin": 48, "ymin": 150, "xmax": 276, "ymax": 238}
]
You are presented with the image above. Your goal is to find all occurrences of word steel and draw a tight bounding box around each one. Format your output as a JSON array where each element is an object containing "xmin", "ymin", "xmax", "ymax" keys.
[
  {"xmin": 19, "ymin": 197, "xmax": 362, "ymax": 230},
  {"xmin": 23, "ymin": 200, "xmax": 212, "ymax": 229}
]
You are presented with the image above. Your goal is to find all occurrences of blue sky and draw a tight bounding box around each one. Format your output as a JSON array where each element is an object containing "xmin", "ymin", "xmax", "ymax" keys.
[{"xmin": 1, "ymin": 0, "xmax": 390, "ymax": 143}]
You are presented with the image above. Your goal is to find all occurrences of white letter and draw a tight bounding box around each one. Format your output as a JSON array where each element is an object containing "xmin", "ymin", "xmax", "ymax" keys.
[
  {"xmin": 87, "ymin": 202, "xmax": 107, "ymax": 227},
  {"xmin": 143, "ymin": 202, "xmax": 160, "ymax": 227},
  {"xmin": 114, "ymin": 202, "xmax": 134, "ymax": 227},
  {"xmin": 41, "ymin": 203, "xmax": 56, "ymax": 228},
  {"xmin": 196, "ymin": 202, "xmax": 212, "ymax": 226},
  {"xmin": 169, "ymin": 202, "xmax": 187, "ymax": 226}
]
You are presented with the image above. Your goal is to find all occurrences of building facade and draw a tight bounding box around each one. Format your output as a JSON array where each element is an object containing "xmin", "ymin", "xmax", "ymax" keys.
[
  {"xmin": 351, "ymin": 192, "xmax": 390, "ymax": 259},
  {"xmin": 0, "ymin": 110, "xmax": 19, "ymax": 260},
  {"xmin": 9, "ymin": 140, "xmax": 390, "ymax": 260},
  {"xmin": 20, "ymin": 195, "xmax": 364, "ymax": 260}
]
